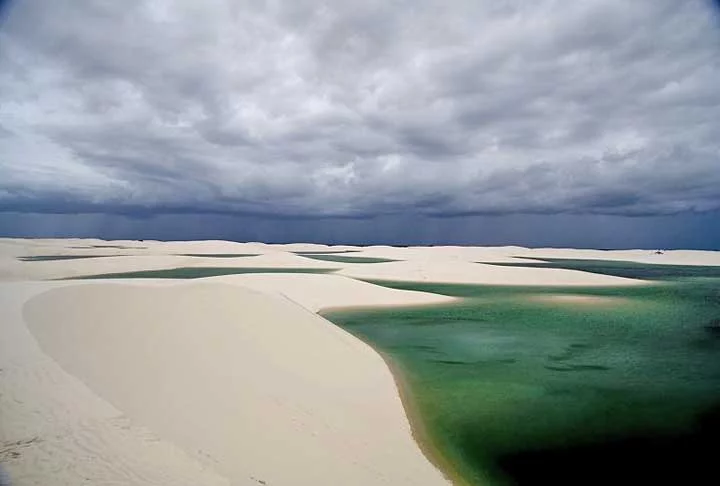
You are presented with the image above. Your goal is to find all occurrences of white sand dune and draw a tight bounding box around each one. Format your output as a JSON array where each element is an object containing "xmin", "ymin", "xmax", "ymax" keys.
[
  {"xmin": 5, "ymin": 238, "xmax": 718, "ymax": 282},
  {"xmin": 6, "ymin": 238, "xmax": 720, "ymax": 266},
  {"xmin": 22, "ymin": 282, "xmax": 450, "ymax": 486},
  {"xmin": 512, "ymin": 247, "xmax": 720, "ymax": 266},
  {"xmin": 0, "ymin": 282, "xmax": 233, "ymax": 486},
  {"xmin": 0, "ymin": 251, "xmax": 345, "ymax": 282},
  {"xmin": 2, "ymin": 237, "xmax": 719, "ymax": 485},
  {"xmin": 336, "ymin": 260, "xmax": 645, "ymax": 286},
  {"xmin": 205, "ymin": 273, "xmax": 455, "ymax": 312},
  {"xmin": 262, "ymin": 242, "xmax": 360, "ymax": 253},
  {"xmin": 333, "ymin": 245, "xmax": 720, "ymax": 267},
  {"xmin": 341, "ymin": 245, "xmax": 528, "ymax": 263}
]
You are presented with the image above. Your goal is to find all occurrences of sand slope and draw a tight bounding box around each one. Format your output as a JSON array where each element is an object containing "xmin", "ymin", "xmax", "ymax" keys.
[
  {"xmin": 206, "ymin": 273, "xmax": 455, "ymax": 312},
  {"xmin": 0, "ymin": 282, "xmax": 232, "ymax": 486},
  {"xmin": 336, "ymin": 260, "xmax": 645, "ymax": 286},
  {"xmin": 0, "ymin": 252, "xmax": 345, "ymax": 282},
  {"xmin": 23, "ymin": 282, "xmax": 450, "ymax": 486}
]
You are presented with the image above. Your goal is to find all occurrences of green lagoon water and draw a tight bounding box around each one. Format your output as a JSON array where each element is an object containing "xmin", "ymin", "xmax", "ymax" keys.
[
  {"xmin": 299, "ymin": 254, "xmax": 397, "ymax": 264},
  {"xmin": 20, "ymin": 255, "xmax": 121, "ymax": 261},
  {"xmin": 91, "ymin": 244, "xmax": 144, "ymax": 249},
  {"xmin": 324, "ymin": 263, "xmax": 720, "ymax": 485},
  {"xmin": 181, "ymin": 253, "xmax": 259, "ymax": 258},
  {"xmin": 293, "ymin": 250, "xmax": 360, "ymax": 255},
  {"xmin": 65, "ymin": 267, "xmax": 335, "ymax": 279},
  {"xmin": 481, "ymin": 257, "xmax": 720, "ymax": 280}
]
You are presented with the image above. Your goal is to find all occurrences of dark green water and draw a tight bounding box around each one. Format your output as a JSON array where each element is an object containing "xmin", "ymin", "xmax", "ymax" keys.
[
  {"xmin": 324, "ymin": 266, "xmax": 720, "ymax": 485},
  {"xmin": 481, "ymin": 258, "xmax": 720, "ymax": 280},
  {"xmin": 299, "ymin": 254, "xmax": 397, "ymax": 264},
  {"xmin": 293, "ymin": 250, "xmax": 360, "ymax": 255},
  {"xmin": 65, "ymin": 267, "xmax": 335, "ymax": 279},
  {"xmin": 181, "ymin": 253, "xmax": 259, "ymax": 258},
  {"xmin": 20, "ymin": 255, "xmax": 121, "ymax": 261},
  {"xmin": 91, "ymin": 244, "xmax": 143, "ymax": 249}
]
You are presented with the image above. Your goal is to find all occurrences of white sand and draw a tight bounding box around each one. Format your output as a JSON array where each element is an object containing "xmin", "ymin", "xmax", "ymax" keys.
[
  {"xmin": 0, "ymin": 282, "xmax": 232, "ymax": 486},
  {"xmin": 1, "ymin": 239, "xmax": 456, "ymax": 486},
  {"xmin": 2, "ymin": 237, "xmax": 719, "ymax": 485},
  {"xmin": 4, "ymin": 238, "xmax": 718, "ymax": 282},
  {"xmin": 22, "ymin": 283, "xmax": 449, "ymax": 486},
  {"xmin": 511, "ymin": 247, "xmax": 720, "ymax": 266},
  {"xmin": 0, "ymin": 251, "xmax": 347, "ymax": 282},
  {"xmin": 336, "ymin": 260, "xmax": 644, "ymax": 286},
  {"xmin": 205, "ymin": 273, "xmax": 455, "ymax": 312},
  {"xmin": 527, "ymin": 294, "xmax": 628, "ymax": 305}
]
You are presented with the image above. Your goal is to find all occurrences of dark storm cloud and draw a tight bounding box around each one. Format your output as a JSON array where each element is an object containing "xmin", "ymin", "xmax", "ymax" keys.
[{"xmin": 1, "ymin": 0, "xmax": 719, "ymax": 218}]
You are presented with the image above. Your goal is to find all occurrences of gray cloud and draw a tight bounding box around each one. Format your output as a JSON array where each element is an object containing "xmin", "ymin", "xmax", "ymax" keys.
[{"xmin": 1, "ymin": 0, "xmax": 719, "ymax": 219}]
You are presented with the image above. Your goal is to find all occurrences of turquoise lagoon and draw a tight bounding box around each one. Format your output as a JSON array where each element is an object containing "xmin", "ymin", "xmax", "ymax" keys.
[{"xmin": 324, "ymin": 261, "xmax": 720, "ymax": 485}]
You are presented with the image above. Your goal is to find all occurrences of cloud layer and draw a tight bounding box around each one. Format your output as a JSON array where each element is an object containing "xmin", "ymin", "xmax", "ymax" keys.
[{"xmin": 1, "ymin": 0, "xmax": 719, "ymax": 218}]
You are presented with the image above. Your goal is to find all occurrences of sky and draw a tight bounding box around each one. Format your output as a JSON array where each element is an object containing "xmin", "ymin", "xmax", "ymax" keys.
[{"xmin": 1, "ymin": 0, "xmax": 719, "ymax": 248}]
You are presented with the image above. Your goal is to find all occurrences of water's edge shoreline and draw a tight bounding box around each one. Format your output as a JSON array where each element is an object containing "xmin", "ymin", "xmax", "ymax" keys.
[
  {"xmin": 381, "ymin": 352, "xmax": 476, "ymax": 486},
  {"xmin": 320, "ymin": 309, "xmax": 475, "ymax": 486}
]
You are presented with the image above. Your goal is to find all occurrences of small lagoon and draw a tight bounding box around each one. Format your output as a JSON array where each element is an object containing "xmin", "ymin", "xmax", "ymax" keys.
[
  {"xmin": 65, "ymin": 267, "xmax": 335, "ymax": 279},
  {"xmin": 298, "ymin": 254, "xmax": 397, "ymax": 264}
]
